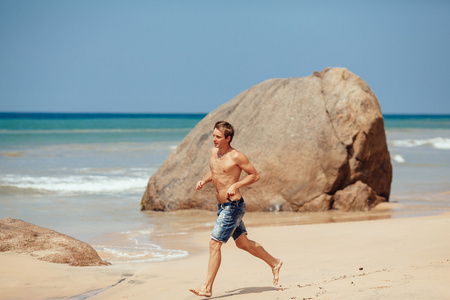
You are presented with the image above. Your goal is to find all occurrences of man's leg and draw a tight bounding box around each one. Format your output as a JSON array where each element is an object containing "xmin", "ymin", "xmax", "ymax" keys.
[
  {"xmin": 235, "ymin": 234, "xmax": 283, "ymax": 285},
  {"xmin": 189, "ymin": 239, "xmax": 223, "ymax": 297}
]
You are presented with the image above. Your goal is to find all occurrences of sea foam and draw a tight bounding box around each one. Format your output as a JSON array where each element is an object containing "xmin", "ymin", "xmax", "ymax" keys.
[
  {"xmin": 95, "ymin": 245, "xmax": 188, "ymax": 263},
  {"xmin": 392, "ymin": 154, "xmax": 406, "ymax": 163},
  {"xmin": 0, "ymin": 168, "xmax": 153, "ymax": 195},
  {"xmin": 94, "ymin": 228, "xmax": 189, "ymax": 263},
  {"xmin": 390, "ymin": 137, "xmax": 450, "ymax": 150}
]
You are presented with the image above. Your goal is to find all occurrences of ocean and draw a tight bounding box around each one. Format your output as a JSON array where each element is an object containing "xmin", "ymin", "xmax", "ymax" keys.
[{"xmin": 1, "ymin": 113, "xmax": 449, "ymax": 263}]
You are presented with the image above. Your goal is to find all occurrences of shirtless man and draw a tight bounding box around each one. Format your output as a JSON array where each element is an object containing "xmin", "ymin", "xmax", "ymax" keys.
[{"xmin": 189, "ymin": 121, "xmax": 283, "ymax": 298}]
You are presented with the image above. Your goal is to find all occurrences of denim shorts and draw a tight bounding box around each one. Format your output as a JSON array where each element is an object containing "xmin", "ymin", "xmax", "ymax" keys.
[{"xmin": 211, "ymin": 198, "xmax": 247, "ymax": 243}]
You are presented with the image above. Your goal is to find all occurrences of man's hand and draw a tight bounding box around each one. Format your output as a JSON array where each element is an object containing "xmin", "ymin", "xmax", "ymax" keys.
[
  {"xmin": 196, "ymin": 180, "xmax": 205, "ymax": 190},
  {"xmin": 226, "ymin": 184, "xmax": 238, "ymax": 199},
  {"xmin": 196, "ymin": 171, "xmax": 212, "ymax": 190}
]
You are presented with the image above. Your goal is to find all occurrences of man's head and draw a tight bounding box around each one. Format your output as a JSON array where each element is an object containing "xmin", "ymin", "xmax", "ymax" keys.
[{"xmin": 214, "ymin": 121, "xmax": 234, "ymax": 144}]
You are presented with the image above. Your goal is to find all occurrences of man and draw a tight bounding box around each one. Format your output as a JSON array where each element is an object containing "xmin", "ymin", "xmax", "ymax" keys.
[{"xmin": 189, "ymin": 121, "xmax": 283, "ymax": 298}]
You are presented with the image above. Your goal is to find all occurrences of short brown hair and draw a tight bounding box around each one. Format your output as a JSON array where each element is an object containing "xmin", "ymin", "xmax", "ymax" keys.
[{"xmin": 214, "ymin": 121, "xmax": 234, "ymax": 143}]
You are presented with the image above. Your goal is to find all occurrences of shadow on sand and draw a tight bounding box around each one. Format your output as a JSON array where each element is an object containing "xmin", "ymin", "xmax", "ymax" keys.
[{"xmin": 207, "ymin": 286, "xmax": 283, "ymax": 299}]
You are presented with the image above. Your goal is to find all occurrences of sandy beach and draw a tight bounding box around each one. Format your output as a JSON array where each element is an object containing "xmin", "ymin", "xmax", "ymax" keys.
[{"xmin": 1, "ymin": 205, "xmax": 449, "ymax": 300}]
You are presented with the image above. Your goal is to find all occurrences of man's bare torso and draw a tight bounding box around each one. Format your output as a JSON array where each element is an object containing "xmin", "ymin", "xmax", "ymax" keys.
[{"xmin": 210, "ymin": 147, "xmax": 242, "ymax": 203}]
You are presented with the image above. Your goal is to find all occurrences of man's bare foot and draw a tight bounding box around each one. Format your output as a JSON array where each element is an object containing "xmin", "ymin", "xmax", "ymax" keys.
[
  {"xmin": 189, "ymin": 288, "xmax": 212, "ymax": 298},
  {"xmin": 272, "ymin": 259, "xmax": 283, "ymax": 286}
]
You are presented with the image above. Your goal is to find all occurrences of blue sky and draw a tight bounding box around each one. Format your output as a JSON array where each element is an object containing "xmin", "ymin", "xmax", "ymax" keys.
[{"xmin": 1, "ymin": 1, "xmax": 449, "ymax": 114}]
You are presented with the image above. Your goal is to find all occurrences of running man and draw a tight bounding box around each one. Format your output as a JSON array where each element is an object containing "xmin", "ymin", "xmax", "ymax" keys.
[{"xmin": 189, "ymin": 121, "xmax": 283, "ymax": 298}]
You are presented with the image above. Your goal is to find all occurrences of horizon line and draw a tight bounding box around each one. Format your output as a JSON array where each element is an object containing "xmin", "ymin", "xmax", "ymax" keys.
[{"xmin": 1, "ymin": 112, "xmax": 450, "ymax": 117}]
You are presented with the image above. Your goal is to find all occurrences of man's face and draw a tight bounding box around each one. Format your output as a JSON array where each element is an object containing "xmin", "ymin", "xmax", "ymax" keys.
[{"xmin": 213, "ymin": 128, "xmax": 230, "ymax": 148}]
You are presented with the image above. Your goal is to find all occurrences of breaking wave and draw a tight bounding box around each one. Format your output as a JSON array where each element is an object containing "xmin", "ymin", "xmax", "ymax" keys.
[
  {"xmin": 390, "ymin": 137, "xmax": 450, "ymax": 150},
  {"xmin": 0, "ymin": 168, "xmax": 154, "ymax": 195}
]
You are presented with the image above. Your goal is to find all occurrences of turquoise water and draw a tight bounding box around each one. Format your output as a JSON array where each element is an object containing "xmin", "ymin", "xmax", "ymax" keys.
[
  {"xmin": 0, "ymin": 113, "xmax": 205, "ymax": 263},
  {"xmin": 0, "ymin": 113, "xmax": 449, "ymax": 263},
  {"xmin": 0, "ymin": 113, "xmax": 203, "ymax": 147},
  {"xmin": 384, "ymin": 114, "xmax": 450, "ymax": 129}
]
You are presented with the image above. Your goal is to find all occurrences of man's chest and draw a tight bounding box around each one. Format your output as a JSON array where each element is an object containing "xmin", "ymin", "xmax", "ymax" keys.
[{"xmin": 210, "ymin": 157, "xmax": 238, "ymax": 174}]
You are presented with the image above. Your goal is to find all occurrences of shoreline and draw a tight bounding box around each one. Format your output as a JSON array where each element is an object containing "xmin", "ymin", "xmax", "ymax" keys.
[
  {"xmin": 91, "ymin": 201, "xmax": 450, "ymax": 265},
  {"xmin": 1, "ymin": 209, "xmax": 449, "ymax": 299}
]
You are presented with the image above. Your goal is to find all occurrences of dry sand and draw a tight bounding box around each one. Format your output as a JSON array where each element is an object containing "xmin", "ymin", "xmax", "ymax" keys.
[{"xmin": 1, "ymin": 209, "xmax": 449, "ymax": 300}]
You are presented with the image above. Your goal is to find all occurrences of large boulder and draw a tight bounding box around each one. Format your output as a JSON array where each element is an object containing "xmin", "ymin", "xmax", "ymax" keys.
[
  {"xmin": 141, "ymin": 67, "xmax": 392, "ymax": 212},
  {"xmin": 0, "ymin": 218, "xmax": 110, "ymax": 266}
]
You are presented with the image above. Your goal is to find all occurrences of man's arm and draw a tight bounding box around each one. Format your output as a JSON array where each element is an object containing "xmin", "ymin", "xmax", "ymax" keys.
[
  {"xmin": 196, "ymin": 170, "xmax": 212, "ymax": 190},
  {"xmin": 226, "ymin": 152, "xmax": 260, "ymax": 198},
  {"xmin": 196, "ymin": 148, "xmax": 214, "ymax": 190}
]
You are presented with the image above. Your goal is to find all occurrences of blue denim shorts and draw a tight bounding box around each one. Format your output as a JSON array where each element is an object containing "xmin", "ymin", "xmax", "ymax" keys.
[{"xmin": 211, "ymin": 198, "xmax": 247, "ymax": 243}]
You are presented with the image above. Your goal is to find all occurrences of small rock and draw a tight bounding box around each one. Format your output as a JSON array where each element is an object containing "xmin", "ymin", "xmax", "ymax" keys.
[{"xmin": 0, "ymin": 218, "xmax": 109, "ymax": 266}]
